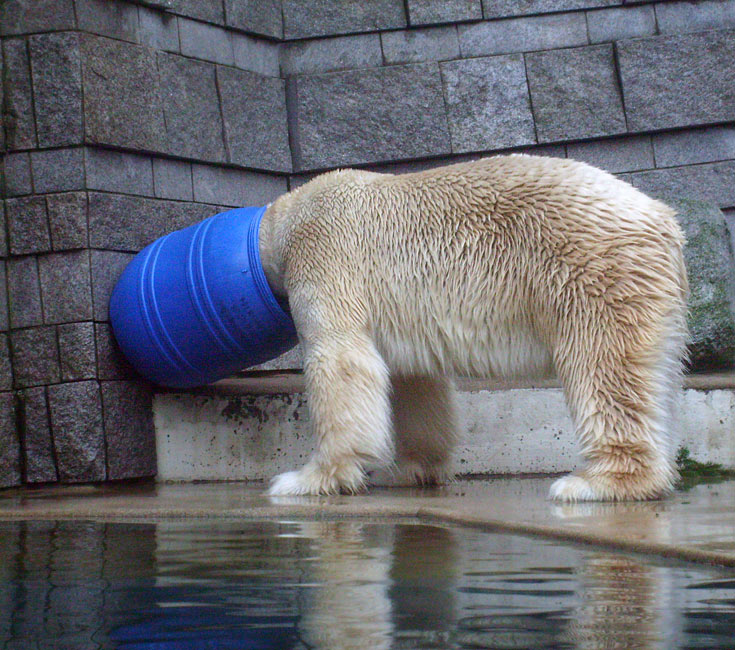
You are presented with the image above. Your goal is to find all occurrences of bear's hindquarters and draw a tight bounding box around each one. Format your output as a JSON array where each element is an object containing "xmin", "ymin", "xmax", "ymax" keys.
[{"xmin": 549, "ymin": 271, "xmax": 687, "ymax": 501}]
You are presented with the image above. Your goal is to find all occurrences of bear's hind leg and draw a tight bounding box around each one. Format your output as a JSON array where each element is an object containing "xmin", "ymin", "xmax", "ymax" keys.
[
  {"xmin": 374, "ymin": 375, "xmax": 459, "ymax": 486},
  {"xmin": 268, "ymin": 332, "xmax": 393, "ymax": 496},
  {"xmin": 550, "ymin": 307, "xmax": 685, "ymax": 502}
]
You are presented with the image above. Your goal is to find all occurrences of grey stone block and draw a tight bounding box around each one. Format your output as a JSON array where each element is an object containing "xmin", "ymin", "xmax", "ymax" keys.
[
  {"xmin": 38, "ymin": 251, "xmax": 93, "ymax": 324},
  {"xmin": 2, "ymin": 46, "xmax": 6, "ymax": 148},
  {"xmin": 725, "ymin": 208, "xmax": 735, "ymax": 261},
  {"xmin": 2, "ymin": 46, "xmax": 6, "ymax": 149},
  {"xmin": 0, "ymin": 264, "xmax": 8, "ymax": 331},
  {"xmin": 249, "ymin": 343, "xmax": 303, "ymax": 371},
  {"xmin": 139, "ymin": 0, "xmax": 174, "ymax": 8},
  {"xmin": 587, "ymin": 5, "xmax": 655, "ymax": 43},
  {"xmin": 29, "ymin": 32, "xmax": 83, "ymax": 147},
  {"xmin": 47, "ymin": 192, "xmax": 88, "ymax": 251},
  {"xmin": 153, "ymin": 158, "xmax": 193, "ymax": 201},
  {"xmin": 137, "ymin": 6, "xmax": 179, "ymax": 52},
  {"xmin": 161, "ymin": 199, "xmax": 215, "ymax": 233},
  {"xmin": 58, "ymin": 322, "xmax": 96, "ymax": 381},
  {"xmin": 231, "ymin": 32, "xmax": 280, "ymax": 78},
  {"xmin": 566, "ymin": 135, "xmax": 653, "ymax": 173},
  {"xmin": 166, "ymin": 0, "xmax": 224, "ymax": 24},
  {"xmin": 2, "ymin": 38, "xmax": 36, "ymax": 149},
  {"xmin": 587, "ymin": 5, "xmax": 656, "ymax": 43},
  {"xmin": 0, "ymin": 207, "xmax": 5, "ymax": 258},
  {"xmin": 95, "ymin": 322, "xmax": 136, "ymax": 380},
  {"xmin": 0, "ymin": 0, "xmax": 75, "ymax": 36},
  {"xmin": 158, "ymin": 53, "xmax": 226, "ymax": 162},
  {"xmin": 652, "ymin": 126, "xmax": 735, "ymax": 168},
  {"xmin": 458, "ymin": 12, "xmax": 588, "ymax": 57},
  {"xmin": 18, "ymin": 386, "xmax": 57, "ymax": 483},
  {"xmin": 526, "ymin": 44, "xmax": 626, "ymax": 143},
  {"xmin": 90, "ymin": 250, "xmax": 135, "ymax": 321},
  {"xmin": 192, "ymin": 165, "xmax": 288, "ymax": 207},
  {"xmin": 441, "ymin": 54, "xmax": 535, "ymax": 153},
  {"xmin": 670, "ymin": 199, "xmax": 735, "ymax": 370},
  {"xmin": 617, "ymin": 30, "xmax": 735, "ymax": 132},
  {"xmin": 88, "ymin": 192, "xmax": 159, "ymax": 250},
  {"xmin": 282, "ymin": 0, "xmax": 406, "ymax": 39},
  {"xmin": 6, "ymin": 196, "xmax": 50, "ymax": 255},
  {"xmin": 4, "ymin": 152, "xmax": 32, "ymax": 196},
  {"xmin": 7, "ymin": 257, "xmax": 43, "ymax": 328},
  {"xmin": 0, "ymin": 392, "xmax": 20, "ymax": 488},
  {"xmin": 382, "ymin": 26, "xmax": 460, "ymax": 64},
  {"xmin": 179, "ymin": 17, "xmax": 234, "ymax": 65},
  {"xmin": 48, "ymin": 381, "xmax": 106, "ymax": 483},
  {"xmin": 482, "ymin": 0, "xmax": 617, "ymax": 19},
  {"xmin": 288, "ymin": 173, "xmax": 320, "ymax": 191},
  {"xmin": 217, "ymin": 67, "xmax": 291, "ymax": 172},
  {"xmin": 656, "ymin": 0, "xmax": 735, "ymax": 35},
  {"xmin": 86, "ymin": 149, "xmax": 155, "ymax": 196},
  {"xmin": 627, "ymin": 161, "xmax": 735, "ymax": 210},
  {"xmin": 538, "ymin": 147, "xmax": 589, "ymax": 174},
  {"xmin": 81, "ymin": 34, "xmax": 166, "ymax": 152},
  {"xmin": 407, "ymin": 0, "xmax": 482, "ymax": 25},
  {"xmin": 10, "ymin": 326, "xmax": 60, "ymax": 388},
  {"xmin": 76, "ymin": 0, "xmax": 139, "ymax": 42},
  {"xmin": 280, "ymin": 34, "xmax": 382, "ymax": 76},
  {"xmin": 225, "ymin": 0, "xmax": 282, "ymax": 39},
  {"xmin": 291, "ymin": 63, "xmax": 451, "ymax": 170},
  {"xmin": 0, "ymin": 333, "xmax": 12, "ymax": 390},
  {"xmin": 101, "ymin": 381, "xmax": 156, "ymax": 480},
  {"xmin": 88, "ymin": 192, "xmax": 214, "ymax": 252},
  {"xmin": 30, "ymin": 148, "xmax": 85, "ymax": 193}
]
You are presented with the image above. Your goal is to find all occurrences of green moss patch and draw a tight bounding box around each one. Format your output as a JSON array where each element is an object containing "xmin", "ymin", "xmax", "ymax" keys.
[{"xmin": 675, "ymin": 446, "xmax": 735, "ymax": 491}]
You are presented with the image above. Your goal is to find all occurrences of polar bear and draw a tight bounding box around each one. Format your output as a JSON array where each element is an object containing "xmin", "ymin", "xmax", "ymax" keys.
[{"xmin": 259, "ymin": 155, "xmax": 688, "ymax": 501}]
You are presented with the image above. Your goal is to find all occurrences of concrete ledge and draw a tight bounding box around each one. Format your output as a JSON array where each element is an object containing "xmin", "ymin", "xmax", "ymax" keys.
[
  {"xmin": 178, "ymin": 370, "xmax": 735, "ymax": 396},
  {"xmin": 154, "ymin": 373, "xmax": 735, "ymax": 482},
  {"xmin": 1, "ymin": 478, "xmax": 734, "ymax": 567}
]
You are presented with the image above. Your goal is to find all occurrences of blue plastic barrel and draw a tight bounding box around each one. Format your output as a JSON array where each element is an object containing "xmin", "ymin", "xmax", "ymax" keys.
[{"xmin": 109, "ymin": 206, "xmax": 298, "ymax": 388}]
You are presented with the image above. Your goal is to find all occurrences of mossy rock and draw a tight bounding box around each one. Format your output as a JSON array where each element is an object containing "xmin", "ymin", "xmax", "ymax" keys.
[{"xmin": 669, "ymin": 198, "xmax": 735, "ymax": 371}]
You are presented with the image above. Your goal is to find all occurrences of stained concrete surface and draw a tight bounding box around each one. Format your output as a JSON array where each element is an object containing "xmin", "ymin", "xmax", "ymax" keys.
[{"xmin": 1, "ymin": 477, "xmax": 734, "ymax": 567}]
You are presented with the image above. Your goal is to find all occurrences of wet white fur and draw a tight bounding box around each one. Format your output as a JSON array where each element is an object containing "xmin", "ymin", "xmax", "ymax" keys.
[{"xmin": 260, "ymin": 155, "xmax": 689, "ymax": 501}]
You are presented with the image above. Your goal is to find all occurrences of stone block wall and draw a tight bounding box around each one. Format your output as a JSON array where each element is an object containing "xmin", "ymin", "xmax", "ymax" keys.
[{"xmin": 2, "ymin": 0, "xmax": 735, "ymax": 488}]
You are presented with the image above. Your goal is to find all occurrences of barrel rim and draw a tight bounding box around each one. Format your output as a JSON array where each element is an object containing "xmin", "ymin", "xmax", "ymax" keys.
[{"xmin": 245, "ymin": 205, "xmax": 295, "ymax": 331}]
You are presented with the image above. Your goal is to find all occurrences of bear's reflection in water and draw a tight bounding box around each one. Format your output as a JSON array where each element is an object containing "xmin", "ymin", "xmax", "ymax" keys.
[{"xmin": 1, "ymin": 518, "xmax": 733, "ymax": 649}]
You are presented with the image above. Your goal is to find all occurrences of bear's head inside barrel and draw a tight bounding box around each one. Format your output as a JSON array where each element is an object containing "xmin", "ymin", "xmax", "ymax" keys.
[{"xmin": 109, "ymin": 206, "xmax": 299, "ymax": 388}]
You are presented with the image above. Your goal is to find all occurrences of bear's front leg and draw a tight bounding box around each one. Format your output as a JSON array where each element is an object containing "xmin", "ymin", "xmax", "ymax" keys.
[{"xmin": 268, "ymin": 331, "xmax": 394, "ymax": 496}]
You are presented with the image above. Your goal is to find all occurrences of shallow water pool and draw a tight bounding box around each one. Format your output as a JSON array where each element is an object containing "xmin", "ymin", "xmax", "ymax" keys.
[{"xmin": 1, "ymin": 519, "xmax": 734, "ymax": 649}]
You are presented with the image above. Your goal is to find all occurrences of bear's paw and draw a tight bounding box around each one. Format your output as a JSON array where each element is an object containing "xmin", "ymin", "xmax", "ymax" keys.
[{"xmin": 548, "ymin": 474, "xmax": 601, "ymax": 502}]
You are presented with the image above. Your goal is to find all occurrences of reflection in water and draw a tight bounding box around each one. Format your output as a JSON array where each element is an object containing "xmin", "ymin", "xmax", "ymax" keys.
[
  {"xmin": 0, "ymin": 521, "xmax": 158, "ymax": 650},
  {"xmin": 571, "ymin": 555, "xmax": 671, "ymax": 649},
  {"xmin": 0, "ymin": 519, "xmax": 734, "ymax": 649},
  {"xmin": 390, "ymin": 524, "xmax": 459, "ymax": 648},
  {"xmin": 296, "ymin": 521, "xmax": 394, "ymax": 650}
]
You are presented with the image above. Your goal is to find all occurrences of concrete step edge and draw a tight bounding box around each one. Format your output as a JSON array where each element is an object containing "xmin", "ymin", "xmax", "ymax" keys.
[{"xmin": 158, "ymin": 371, "xmax": 735, "ymax": 396}]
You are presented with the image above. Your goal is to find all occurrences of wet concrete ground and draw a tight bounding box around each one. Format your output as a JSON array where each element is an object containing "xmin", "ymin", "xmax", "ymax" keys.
[{"xmin": 1, "ymin": 476, "xmax": 734, "ymax": 566}]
